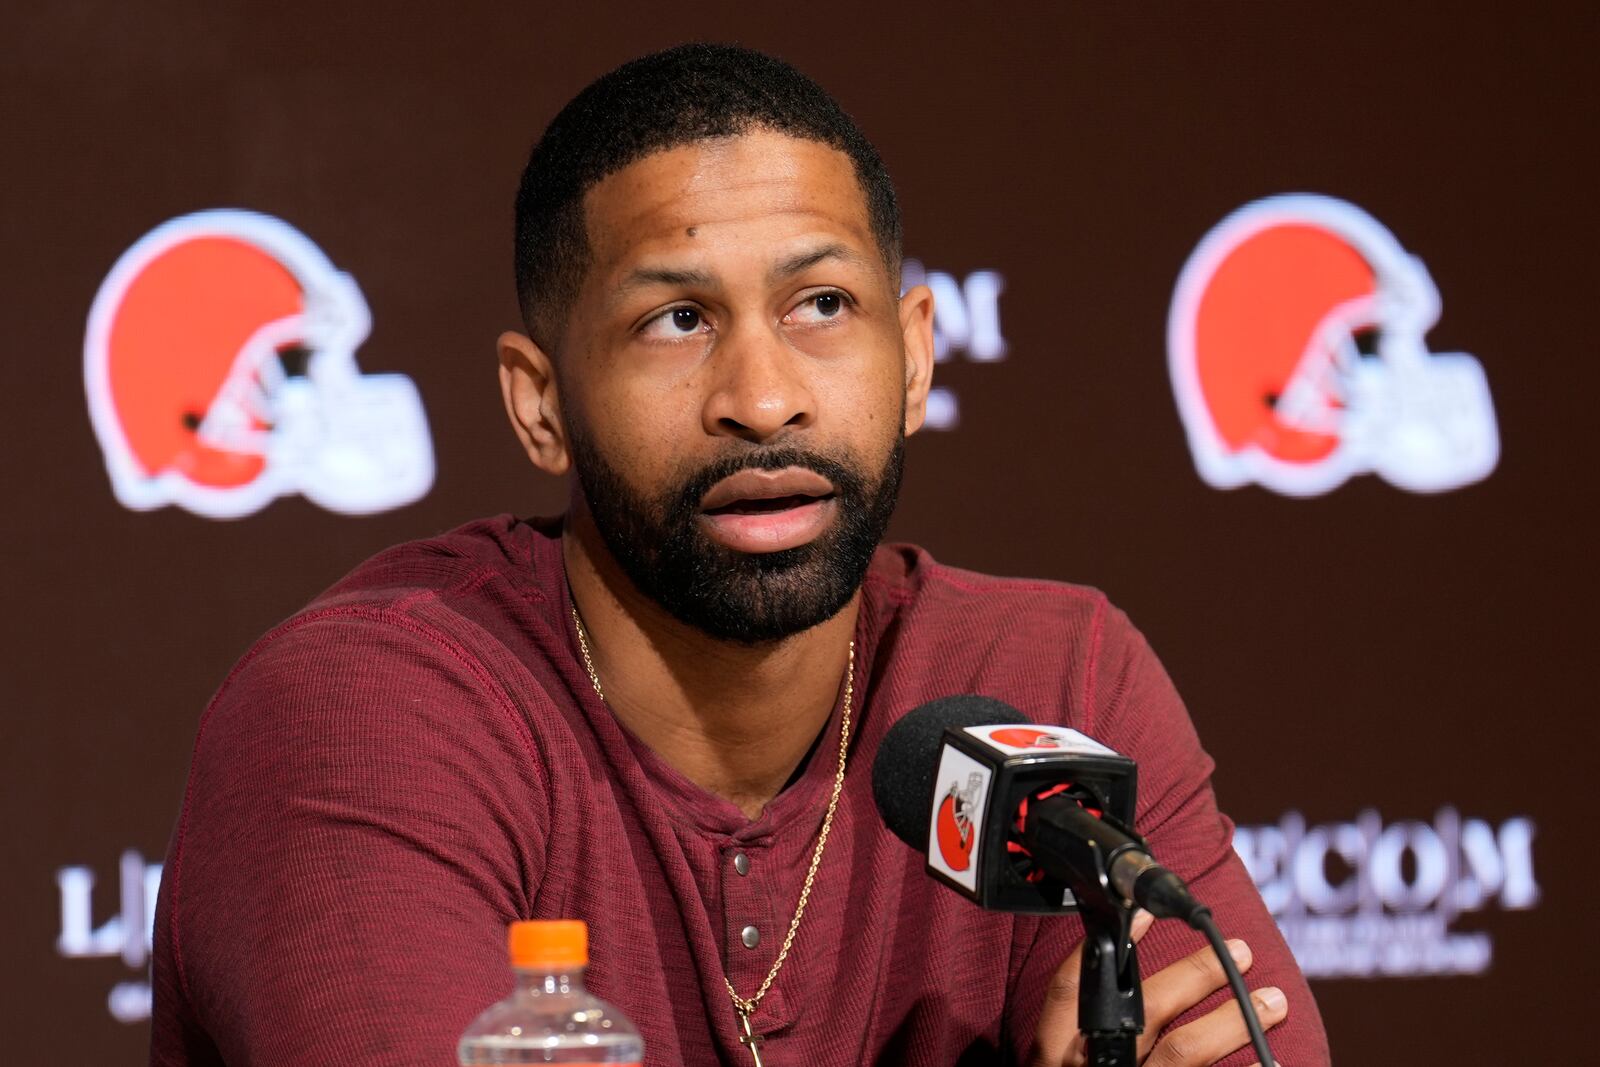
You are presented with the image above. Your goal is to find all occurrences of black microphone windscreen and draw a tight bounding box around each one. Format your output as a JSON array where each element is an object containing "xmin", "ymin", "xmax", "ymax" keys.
[{"xmin": 871, "ymin": 695, "xmax": 1020, "ymax": 849}]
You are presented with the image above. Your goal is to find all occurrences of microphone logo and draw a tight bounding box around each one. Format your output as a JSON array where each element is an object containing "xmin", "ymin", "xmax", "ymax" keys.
[
  {"xmin": 926, "ymin": 745, "xmax": 995, "ymax": 893},
  {"xmin": 935, "ymin": 772, "xmax": 986, "ymax": 871},
  {"xmin": 988, "ymin": 727, "xmax": 1063, "ymax": 748},
  {"xmin": 969, "ymin": 724, "xmax": 1118, "ymax": 758}
]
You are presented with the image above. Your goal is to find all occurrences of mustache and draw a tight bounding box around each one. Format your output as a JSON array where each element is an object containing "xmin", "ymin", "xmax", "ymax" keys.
[{"xmin": 675, "ymin": 446, "xmax": 869, "ymax": 511}]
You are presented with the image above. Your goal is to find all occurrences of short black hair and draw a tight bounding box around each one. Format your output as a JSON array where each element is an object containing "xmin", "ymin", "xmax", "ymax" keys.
[{"xmin": 513, "ymin": 43, "xmax": 903, "ymax": 350}]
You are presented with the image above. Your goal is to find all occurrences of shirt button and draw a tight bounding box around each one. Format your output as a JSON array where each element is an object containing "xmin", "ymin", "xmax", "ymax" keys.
[
  {"xmin": 741, "ymin": 925, "xmax": 760, "ymax": 949},
  {"xmin": 734, "ymin": 852, "xmax": 751, "ymax": 876}
]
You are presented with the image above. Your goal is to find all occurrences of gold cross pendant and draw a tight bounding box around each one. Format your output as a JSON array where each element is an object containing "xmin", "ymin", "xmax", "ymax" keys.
[{"xmin": 736, "ymin": 1007, "xmax": 767, "ymax": 1067}]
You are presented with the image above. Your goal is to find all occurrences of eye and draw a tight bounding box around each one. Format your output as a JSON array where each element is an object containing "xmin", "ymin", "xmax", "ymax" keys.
[
  {"xmin": 639, "ymin": 304, "xmax": 710, "ymax": 341},
  {"xmin": 786, "ymin": 290, "xmax": 853, "ymax": 325}
]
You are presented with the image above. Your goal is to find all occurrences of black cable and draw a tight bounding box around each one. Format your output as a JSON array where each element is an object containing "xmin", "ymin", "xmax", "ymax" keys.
[{"xmin": 1189, "ymin": 906, "xmax": 1276, "ymax": 1067}]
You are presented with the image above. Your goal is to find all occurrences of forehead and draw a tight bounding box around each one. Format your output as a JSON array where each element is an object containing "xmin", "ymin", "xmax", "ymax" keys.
[{"xmin": 580, "ymin": 129, "xmax": 877, "ymax": 280}]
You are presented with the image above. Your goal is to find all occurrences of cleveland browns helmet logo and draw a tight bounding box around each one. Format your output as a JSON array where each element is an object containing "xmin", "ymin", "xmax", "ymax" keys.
[
  {"xmin": 1168, "ymin": 194, "xmax": 1499, "ymax": 497},
  {"xmin": 935, "ymin": 771, "xmax": 986, "ymax": 871},
  {"xmin": 84, "ymin": 210, "xmax": 435, "ymax": 519},
  {"xmin": 987, "ymin": 727, "xmax": 1068, "ymax": 749}
]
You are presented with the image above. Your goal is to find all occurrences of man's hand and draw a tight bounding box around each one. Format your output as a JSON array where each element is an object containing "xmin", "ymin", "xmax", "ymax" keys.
[{"xmin": 1029, "ymin": 911, "xmax": 1289, "ymax": 1067}]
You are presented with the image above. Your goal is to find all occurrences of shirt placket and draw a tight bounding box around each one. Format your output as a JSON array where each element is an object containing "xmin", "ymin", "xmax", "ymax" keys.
[{"xmin": 719, "ymin": 837, "xmax": 800, "ymax": 1050}]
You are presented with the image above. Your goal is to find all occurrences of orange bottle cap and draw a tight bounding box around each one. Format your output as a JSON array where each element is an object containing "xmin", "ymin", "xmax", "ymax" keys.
[{"xmin": 509, "ymin": 919, "xmax": 588, "ymax": 969}]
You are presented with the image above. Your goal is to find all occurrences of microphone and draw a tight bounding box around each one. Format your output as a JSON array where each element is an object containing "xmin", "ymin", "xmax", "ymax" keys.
[
  {"xmin": 870, "ymin": 695, "xmax": 1203, "ymax": 922},
  {"xmin": 1025, "ymin": 793, "xmax": 1205, "ymax": 925},
  {"xmin": 871, "ymin": 696, "xmax": 1278, "ymax": 1067}
]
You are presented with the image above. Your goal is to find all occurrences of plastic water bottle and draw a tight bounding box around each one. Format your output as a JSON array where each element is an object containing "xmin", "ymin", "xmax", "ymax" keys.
[{"xmin": 458, "ymin": 919, "xmax": 644, "ymax": 1065}]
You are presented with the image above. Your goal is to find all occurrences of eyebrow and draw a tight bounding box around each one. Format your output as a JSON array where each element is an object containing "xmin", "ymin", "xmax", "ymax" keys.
[
  {"xmin": 614, "ymin": 243, "xmax": 868, "ymax": 298},
  {"xmin": 770, "ymin": 243, "xmax": 865, "ymax": 281},
  {"xmin": 617, "ymin": 265, "xmax": 718, "ymax": 293}
]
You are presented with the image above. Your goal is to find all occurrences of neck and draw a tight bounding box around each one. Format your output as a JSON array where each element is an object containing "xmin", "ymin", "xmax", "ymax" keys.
[{"xmin": 563, "ymin": 508, "xmax": 858, "ymax": 820}]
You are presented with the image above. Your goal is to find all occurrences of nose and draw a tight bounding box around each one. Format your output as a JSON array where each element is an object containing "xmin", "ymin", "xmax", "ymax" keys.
[{"xmin": 700, "ymin": 318, "xmax": 816, "ymax": 443}]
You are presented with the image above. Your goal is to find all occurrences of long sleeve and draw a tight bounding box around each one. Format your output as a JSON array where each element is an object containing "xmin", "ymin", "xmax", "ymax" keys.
[
  {"xmin": 1005, "ymin": 601, "xmax": 1331, "ymax": 1066},
  {"xmin": 150, "ymin": 607, "xmax": 551, "ymax": 1066}
]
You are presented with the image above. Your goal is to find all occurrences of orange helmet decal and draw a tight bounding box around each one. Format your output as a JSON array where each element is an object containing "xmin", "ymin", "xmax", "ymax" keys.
[
  {"xmin": 85, "ymin": 211, "xmax": 434, "ymax": 518},
  {"xmin": 1169, "ymin": 195, "xmax": 1499, "ymax": 496}
]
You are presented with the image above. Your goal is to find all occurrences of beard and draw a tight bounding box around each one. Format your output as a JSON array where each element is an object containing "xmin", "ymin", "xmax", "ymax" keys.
[{"xmin": 567, "ymin": 424, "xmax": 904, "ymax": 644}]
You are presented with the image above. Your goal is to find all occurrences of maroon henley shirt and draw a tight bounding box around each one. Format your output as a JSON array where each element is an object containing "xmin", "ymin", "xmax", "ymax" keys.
[{"xmin": 149, "ymin": 515, "xmax": 1330, "ymax": 1066}]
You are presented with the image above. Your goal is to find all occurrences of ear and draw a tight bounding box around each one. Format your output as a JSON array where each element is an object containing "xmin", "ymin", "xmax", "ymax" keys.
[
  {"xmin": 498, "ymin": 330, "xmax": 570, "ymax": 476},
  {"xmin": 897, "ymin": 283, "xmax": 936, "ymax": 436}
]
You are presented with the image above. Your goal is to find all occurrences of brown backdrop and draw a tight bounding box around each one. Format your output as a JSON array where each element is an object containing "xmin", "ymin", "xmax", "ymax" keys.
[{"xmin": 3, "ymin": 2, "xmax": 1594, "ymax": 1061}]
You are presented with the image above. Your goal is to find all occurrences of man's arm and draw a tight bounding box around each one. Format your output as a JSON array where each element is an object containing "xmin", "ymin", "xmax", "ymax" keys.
[
  {"xmin": 150, "ymin": 609, "xmax": 550, "ymax": 1065},
  {"xmin": 1006, "ymin": 600, "xmax": 1331, "ymax": 1066}
]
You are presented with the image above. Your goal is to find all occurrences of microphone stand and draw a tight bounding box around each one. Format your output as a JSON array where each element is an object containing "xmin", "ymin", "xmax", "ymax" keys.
[
  {"xmin": 1024, "ymin": 799, "xmax": 1145, "ymax": 1065},
  {"xmin": 1076, "ymin": 902, "xmax": 1142, "ymax": 1066}
]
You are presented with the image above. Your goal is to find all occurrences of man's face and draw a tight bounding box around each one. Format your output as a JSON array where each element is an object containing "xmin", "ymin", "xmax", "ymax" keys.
[{"xmin": 552, "ymin": 129, "xmax": 927, "ymax": 643}]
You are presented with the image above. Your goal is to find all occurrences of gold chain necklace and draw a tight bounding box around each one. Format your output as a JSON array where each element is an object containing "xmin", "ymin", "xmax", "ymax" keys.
[{"xmin": 570, "ymin": 604, "xmax": 854, "ymax": 1066}]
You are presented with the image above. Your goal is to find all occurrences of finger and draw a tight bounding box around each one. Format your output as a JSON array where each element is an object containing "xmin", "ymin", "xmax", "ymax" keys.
[
  {"xmin": 1143, "ymin": 986, "xmax": 1289, "ymax": 1067},
  {"xmin": 1136, "ymin": 937, "xmax": 1251, "ymax": 1054},
  {"xmin": 1131, "ymin": 908, "xmax": 1155, "ymax": 942},
  {"xmin": 1028, "ymin": 937, "xmax": 1087, "ymax": 1067}
]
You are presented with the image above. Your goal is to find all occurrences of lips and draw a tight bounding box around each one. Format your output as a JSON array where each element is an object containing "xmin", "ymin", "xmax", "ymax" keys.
[
  {"xmin": 699, "ymin": 467, "xmax": 836, "ymax": 512},
  {"xmin": 698, "ymin": 467, "xmax": 838, "ymax": 553}
]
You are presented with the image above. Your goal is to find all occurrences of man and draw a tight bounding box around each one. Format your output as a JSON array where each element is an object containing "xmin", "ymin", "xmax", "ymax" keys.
[{"xmin": 150, "ymin": 44, "xmax": 1330, "ymax": 1066}]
